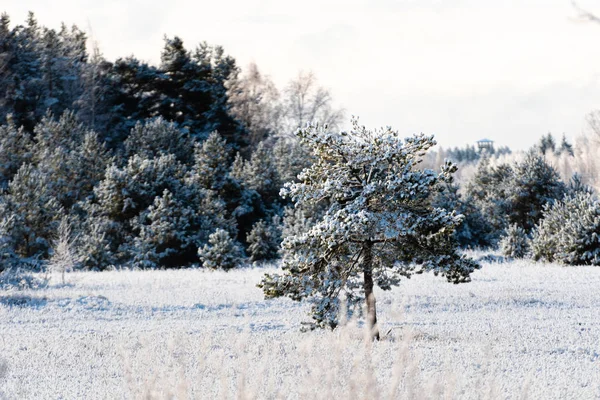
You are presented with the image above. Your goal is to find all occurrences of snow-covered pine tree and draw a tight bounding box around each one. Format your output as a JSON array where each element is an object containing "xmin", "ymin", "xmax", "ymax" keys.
[
  {"xmin": 271, "ymin": 137, "xmax": 313, "ymax": 184},
  {"xmin": 198, "ymin": 228, "xmax": 244, "ymax": 270},
  {"xmin": 192, "ymin": 131, "xmax": 231, "ymax": 191},
  {"xmin": 538, "ymin": 133, "xmax": 556, "ymax": 155},
  {"xmin": 0, "ymin": 13, "xmax": 14, "ymax": 119},
  {"xmin": 230, "ymin": 141, "xmax": 280, "ymax": 204},
  {"xmin": 499, "ymin": 224, "xmax": 530, "ymax": 259},
  {"xmin": 33, "ymin": 111, "xmax": 111, "ymax": 209},
  {"xmin": 507, "ymin": 150, "xmax": 565, "ymax": 232},
  {"xmin": 0, "ymin": 117, "xmax": 34, "ymax": 188},
  {"xmin": 260, "ymin": 120, "xmax": 479, "ymax": 339},
  {"xmin": 131, "ymin": 189, "xmax": 200, "ymax": 269},
  {"xmin": 74, "ymin": 202, "xmax": 119, "ymax": 270},
  {"xmin": 94, "ymin": 153, "xmax": 185, "ymax": 222},
  {"xmin": 558, "ymin": 134, "xmax": 574, "ymax": 156},
  {"xmin": 247, "ymin": 218, "xmax": 281, "ymax": 262},
  {"xmin": 5, "ymin": 163, "xmax": 64, "ymax": 259},
  {"xmin": 124, "ymin": 117, "xmax": 194, "ymax": 163},
  {"xmin": 432, "ymin": 182, "xmax": 494, "ymax": 248},
  {"xmin": 78, "ymin": 153, "xmax": 187, "ymax": 266},
  {"xmin": 531, "ymin": 192, "xmax": 600, "ymax": 265},
  {"xmin": 104, "ymin": 56, "xmax": 162, "ymax": 146},
  {"xmin": 131, "ymin": 187, "xmax": 235, "ymax": 268},
  {"xmin": 192, "ymin": 130, "xmax": 260, "ymax": 242},
  {"xmin": 465, "ymin": 156, "xmax": 513, "ymax": 242},
  {"xmin": 9, "ymin": 12, "xmax": 45, "ymax": 132},
  {"xmin": 76, "ymin": 44, "xmax": 113, "ymax": 133},
  {"xmin": 0, "ymin": 203, "xmax": 21, "ymax": 272},
  {"xmin": 566, "ymin": 173, "xmax": 593, "ymax": 197}
]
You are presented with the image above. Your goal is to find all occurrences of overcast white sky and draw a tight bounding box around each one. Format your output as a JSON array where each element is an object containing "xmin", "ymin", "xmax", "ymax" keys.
[{"xmin": 4, "ymin": 0, "xmax": 600, "ymax": 150}]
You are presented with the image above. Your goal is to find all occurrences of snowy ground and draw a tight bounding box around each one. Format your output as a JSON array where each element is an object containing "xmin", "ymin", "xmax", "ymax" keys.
[{"xmin": 1, "ymin": 259, "xmax": 600, "ymax": 399}]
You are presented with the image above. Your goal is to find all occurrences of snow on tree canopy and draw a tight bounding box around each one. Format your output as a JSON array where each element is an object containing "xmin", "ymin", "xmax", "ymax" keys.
[{"xmin": 260, "ymin": 119, "xmax": 480, "ymax": 337}]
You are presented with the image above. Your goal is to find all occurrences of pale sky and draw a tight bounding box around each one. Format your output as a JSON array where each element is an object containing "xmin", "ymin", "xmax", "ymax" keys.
[{"xmin": 4, "ymin": 0, "xmax": 600, "ymax": 150}]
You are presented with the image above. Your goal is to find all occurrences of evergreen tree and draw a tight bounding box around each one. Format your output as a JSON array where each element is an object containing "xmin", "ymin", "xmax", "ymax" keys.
[
  {"xmin": 94, "ymin": 154, "xmax": 185, "ymax": 222},
  {"xmin": 104, "ymin": 56, "xmax": 162, "ymax": 146},
  {"xmin": 230, "ymin": 142, "xmax": 280, "ymax": 204},
  {"xmin": 466, "ymin": 157, "xmax": 514, "ymax": 241},
  {"xmin": 131, "ymin": 188, "xmax": 234, "ymax": 268},
  {"xmin": 566, "ymin": 173, "xmax": 594, "ymax": 197},
  {"xmin": 192, "ymin": 131, "xmax": 232, "ymax": 191},
  {"xmin": 10, "ymin": 12, "xmax": 45, "ymax": 131},
  {"xmin": 157, "ymin": 36, "xmax": 197, "ymax": 128},
  {"xmin": 272, "ymin": 137, "xmax": 313, "ymax": 184},
  {"xmin": 132, "ymin": 190, "xmax": 202, "ymax": 268},
  {"xmin": 198, "ymin": 228, "xmax": 244, "ymax": 270},
  {"xmin": 33, "ymin": 111, "xmax": 111, "ymax": 209},
  {"xmin": 0, "ymin": 207, "xmax": 20, "ymax": 273},
  {"xmin": 55, "ymin": 23, "xmax": 87, "ymax": 111},
  {"xmin": 0, "ymin": 117, "xmax": 34, "ymax": 187},
  {"xmin": 558, "ymin": 134, "xmax": 574, "ymax": 156},
  {"xmin": 247, "ymin": 218, "xmax": 281, "ymax": 262},
  {"xmin": 507, "ymin": 150, "xmax": 565, "ymax": 232},
  {"xmin": 76, "ymin": 44, "xmax": 113, "ymax": 133},
  {"xmin": 0, "ymin": 13, "xmax": 15, "ymax": 119},
  {"xmin": 499, "ymin": 224, "xmax": 530, "ymax": 259},
  {"xmin": 260, "ymin": 120, "xmax": 479, "ymax": 338},
  {"xmin": 191, "ymin": 130, "xmax": 261, "ymax": 242},
  {"xmin": 196, "ymin": 43, "xmax": 246, "ymax": 149},
  {"xmin": 124, "ymin": 117, "xmax": 194, "ymax": 163},
  {"xmin": 539, "ymin": 133, "xmax": 556, "ymax": 155},
  {"xmin": 531, "ymin": 192, "xmax": 600, "ymax": 265},
  {"xmin": 74, "ymin": 201, "xmax": 121, "ymax": 269},
  {"xmin": 446, "ymin": 145, "xmax": 480, "ymax": 163},
  {"xmin": 158, "ymin": 37, "xmax": 247, "ymax": 147},
  {"xmin": 5, "ymin": 163, "xmax": 64, "ymax": 258},
  {"xmin": 432, "ymin": 182, "xmax": 494, "ymax": 248}
]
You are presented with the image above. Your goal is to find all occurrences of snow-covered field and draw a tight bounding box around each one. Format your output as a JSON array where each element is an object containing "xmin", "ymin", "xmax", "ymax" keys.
[{"xmin": 1, "ymin": 259, "xmax": 600, "ymax": 399}]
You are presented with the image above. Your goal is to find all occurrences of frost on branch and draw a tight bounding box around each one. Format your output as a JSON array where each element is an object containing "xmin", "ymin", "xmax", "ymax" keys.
[{"xmin": 259, "ymin": 119, "xmax": 479, "ymax": 333}]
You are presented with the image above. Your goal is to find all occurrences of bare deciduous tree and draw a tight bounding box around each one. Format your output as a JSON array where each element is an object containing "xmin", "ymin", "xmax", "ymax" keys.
[
  {"xmin": 280, "ymin": 71, "xmax": 344, "ymax": 136},
  {"xmin": 227, "ymin": 62, "xmax": 282, "ymax": 147}
]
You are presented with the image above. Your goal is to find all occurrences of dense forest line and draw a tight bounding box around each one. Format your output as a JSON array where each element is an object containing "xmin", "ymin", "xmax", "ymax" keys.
[{"xmin": 0, "ymin": 12, "xmax": 599, "ymax": 275}]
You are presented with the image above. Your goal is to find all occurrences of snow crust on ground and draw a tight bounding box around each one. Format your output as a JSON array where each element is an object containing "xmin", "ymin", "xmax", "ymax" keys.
[{"xmin": 1, "ymin": 260, "xmax": 599, "ymax": 399}]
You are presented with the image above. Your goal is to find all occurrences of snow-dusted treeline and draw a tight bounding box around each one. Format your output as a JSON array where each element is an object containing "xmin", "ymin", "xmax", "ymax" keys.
[
  {"xmin": 0, "ymin": 13, "xmax": 342, "ymax": 272},
  {"xmin": 0, "ymin": 11, "xmax": 600, "ymax": 280}
]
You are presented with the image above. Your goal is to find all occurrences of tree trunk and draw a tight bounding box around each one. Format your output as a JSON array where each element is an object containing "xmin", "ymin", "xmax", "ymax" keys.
[{"xmin": 363, "ymin": 241, "xmax": 380, "ymax": 340}]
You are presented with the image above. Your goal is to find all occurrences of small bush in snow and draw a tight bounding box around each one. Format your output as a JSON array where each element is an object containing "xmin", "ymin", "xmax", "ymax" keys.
[
  {"xmin": 47, "ymin": 217, "xmax": 80, "ymax": 283},
  {"xmin": 0, "ymin": 267, "xmax": 48, "ymax": 290}
]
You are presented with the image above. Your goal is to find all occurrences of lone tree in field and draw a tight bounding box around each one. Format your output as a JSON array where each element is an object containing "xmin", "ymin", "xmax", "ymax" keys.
[{"xmin": 260, "ymin": 119, "xmax": 479, "ymax": 339}]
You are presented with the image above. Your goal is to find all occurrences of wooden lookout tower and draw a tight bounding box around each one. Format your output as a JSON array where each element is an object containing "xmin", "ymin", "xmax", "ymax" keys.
[{"xmin": 477, "ymin": 138, "xmax": 494, "ymax": 152}]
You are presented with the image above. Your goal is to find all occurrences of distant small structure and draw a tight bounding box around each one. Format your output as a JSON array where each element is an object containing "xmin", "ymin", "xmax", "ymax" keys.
[{"xmin": 477, "ymin": 138, "xmax": 494, "ymax": 152}]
